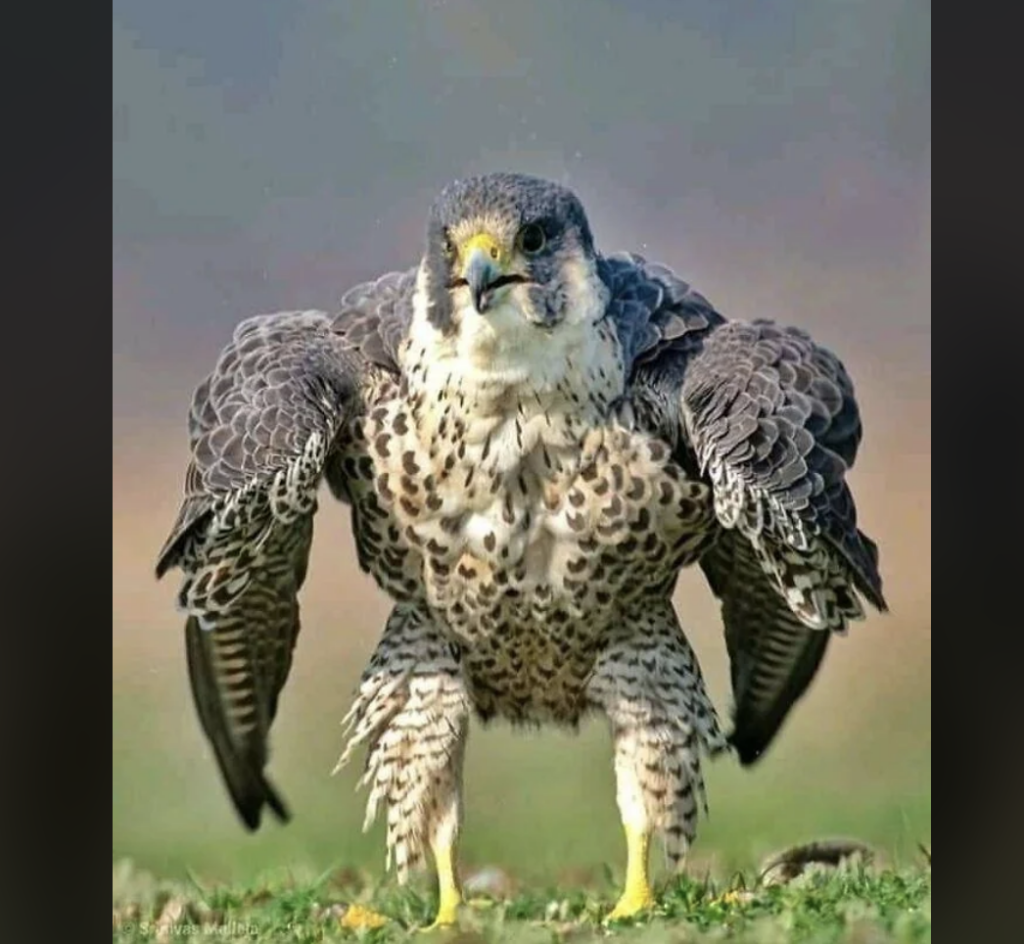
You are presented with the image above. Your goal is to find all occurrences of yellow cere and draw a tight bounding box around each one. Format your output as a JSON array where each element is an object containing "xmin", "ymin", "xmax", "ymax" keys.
[{"xmin": 460, "ymin": 232, "xmax": 509, "ymax": 272}]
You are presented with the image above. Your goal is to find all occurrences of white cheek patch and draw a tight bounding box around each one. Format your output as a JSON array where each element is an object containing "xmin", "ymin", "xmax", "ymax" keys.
[{"xmin": 560, "ymin": 256, "xmax": 608, "ymax": 326}]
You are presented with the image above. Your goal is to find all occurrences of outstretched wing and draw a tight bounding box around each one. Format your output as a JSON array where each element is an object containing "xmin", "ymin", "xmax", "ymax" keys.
[
  {"xmin": 610, "ymin": 255, "xmax": 886, "ymax": 766},
  {"xmin": 155, "ymin": 270, "xmax": 414, "ymax": 829}
]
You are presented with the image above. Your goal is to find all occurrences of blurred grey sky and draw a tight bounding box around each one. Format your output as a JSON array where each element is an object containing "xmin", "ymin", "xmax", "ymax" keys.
[{"xmin": 113, "ymin": 0, "xmax": 929, "ymax": 439}]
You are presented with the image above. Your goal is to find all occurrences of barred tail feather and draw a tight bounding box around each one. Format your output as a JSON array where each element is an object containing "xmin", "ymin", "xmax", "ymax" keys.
[{"xmin": 185, "ymin": 616, "xmax": 290, "ymax": 829}]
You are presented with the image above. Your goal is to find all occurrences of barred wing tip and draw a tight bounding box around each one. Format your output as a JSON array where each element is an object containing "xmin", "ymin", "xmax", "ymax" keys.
[{"xmin": 233, "ymin": 773, "xmax": 291, "ymax": 831}]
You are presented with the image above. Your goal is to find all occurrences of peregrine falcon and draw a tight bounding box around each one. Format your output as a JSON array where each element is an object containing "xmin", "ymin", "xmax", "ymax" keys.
[{"xmin": 156, "ymin": 172, "xmax": 886, "ymax": 927}]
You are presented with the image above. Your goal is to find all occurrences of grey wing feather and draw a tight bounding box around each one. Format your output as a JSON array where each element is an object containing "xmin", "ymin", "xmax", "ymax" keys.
[
  {"xmin": 600, "ymin": 253, "xmax": 725, "ymax": 450},
  {"xmin": 155, "ymin": 270, "xmax": 414, "ymax": 830},
  {"xmin": 679, "ymin": 319, "xmax": 885, "ymax": 616},
  {"xmin": 611, "ymin": 255, "xmax": 885, "ymax": 765},
  {"xmin": 699, "ymin": 529, "xmax": 830, "ymax": 765},
  {"xmin": 600, "ymin": 252, "xmax": 721, "ymax": 369}
]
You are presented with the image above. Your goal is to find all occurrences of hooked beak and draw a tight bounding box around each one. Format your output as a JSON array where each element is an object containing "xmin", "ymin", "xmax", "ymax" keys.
[
  {"xmin": 463, "ymin": 246, "xmax": 503, "ymax": 314},
  {"xmin": 452, "ymin": 232, "xmax": 530, "ymax": 314},
  {"xmin": 460, "ymin": 232, "xmax": 507, "ymax": 314}
]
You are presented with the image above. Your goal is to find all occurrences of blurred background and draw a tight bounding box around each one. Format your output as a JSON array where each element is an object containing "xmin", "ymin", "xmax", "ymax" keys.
[{"xmin": 113, "ymin": 0, "xmax": 930, "ymax": 887}]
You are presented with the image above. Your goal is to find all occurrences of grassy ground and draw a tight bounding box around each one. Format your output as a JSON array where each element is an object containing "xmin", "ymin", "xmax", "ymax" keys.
[{"xmin": 112, "ymin": 852, "xmax": 931, "ymax": 943}]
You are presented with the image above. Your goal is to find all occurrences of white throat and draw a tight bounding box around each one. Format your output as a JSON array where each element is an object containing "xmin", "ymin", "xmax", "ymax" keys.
[
  {"xmin": 403, "ymin": 258, "xmax": 617, "ymax": 408},
  {"xmin": 399, "ymin": 260, "xmax": 625, "ymax": 479}
]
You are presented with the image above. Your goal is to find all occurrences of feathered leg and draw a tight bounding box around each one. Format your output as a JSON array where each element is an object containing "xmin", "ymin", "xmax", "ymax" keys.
[
  {"xmin": 335, "ymin": 605, "xmax": 470, "ymax": 928},
  {"xmin": 587, "ymin": 600, "xmax": 727, "ymax": 920}
]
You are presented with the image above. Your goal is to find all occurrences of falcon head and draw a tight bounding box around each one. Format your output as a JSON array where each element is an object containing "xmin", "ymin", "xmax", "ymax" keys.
[{"xmin": 418, "ymin": 173, "xmax": 608, "ymax": 341}]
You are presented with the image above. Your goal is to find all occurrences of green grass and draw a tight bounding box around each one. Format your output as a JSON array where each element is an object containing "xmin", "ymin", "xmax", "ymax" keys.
[{"xmin": 112, "ymin": 855, "xmax": 931, "ymax": 943}]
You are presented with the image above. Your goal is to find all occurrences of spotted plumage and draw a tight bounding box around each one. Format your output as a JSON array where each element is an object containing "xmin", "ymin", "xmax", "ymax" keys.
[{"xmin": 157, "ymin": 172, "xmax": 886, "ymax": 926}]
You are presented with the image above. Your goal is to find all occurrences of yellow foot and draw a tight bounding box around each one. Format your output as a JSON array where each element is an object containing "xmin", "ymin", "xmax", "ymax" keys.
[
  {"xmin": 338, "ymin": 904, "xmax": 389, "ymax": 930},
  {"xmin": 418, "ymin": 896, "xmax": 493, "ymax": 931},
  {"xmin": 419, "ymin": 904, "xmax": 460, "ymax": 933},
  {"xmin": 606, "ymin": 823, "xmax": 656, "ymax": 922},
  {"xmin": 606, "ymin": 887, "xmax": 656, "ymax": 922},
  {"xmin": 423, "ymin": 835, "xmax": 464, "ymax": 932}
]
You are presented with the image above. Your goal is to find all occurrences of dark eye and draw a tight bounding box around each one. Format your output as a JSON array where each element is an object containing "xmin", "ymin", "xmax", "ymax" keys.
[
  {"xmin": 517, "ymin": 223, "xmax": 546, "ymax": 255},
  {"xmin": 442, "ymin": 231, "xmax": 456, "ymax": 258}
]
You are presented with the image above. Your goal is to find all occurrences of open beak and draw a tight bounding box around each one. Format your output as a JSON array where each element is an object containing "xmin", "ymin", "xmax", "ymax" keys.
[{"xmin": 460, "ymin": 233, "xmax": 506, "ymax": 314}]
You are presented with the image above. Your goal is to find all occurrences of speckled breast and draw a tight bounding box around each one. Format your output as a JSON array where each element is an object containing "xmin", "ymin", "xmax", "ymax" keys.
[{"xmin": 336, "ymin": 392, "xmax": 716, "ymax": 626}]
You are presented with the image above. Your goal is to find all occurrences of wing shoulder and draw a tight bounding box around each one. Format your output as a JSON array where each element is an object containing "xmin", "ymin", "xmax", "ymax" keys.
[
  {"xmin": 157, "ymin": 268, "xmax": 416, "ymax": 575},
  {"xmin": 600, "ymin": 252, "xmax": 724, "ymax": 374},
  {"xmin": 155, "ymin": 309, "xmax": 354, "ymax": 576},
  {"xmin": 679, "ymin": 319, "xmax": 885, "ymax": 613}
]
